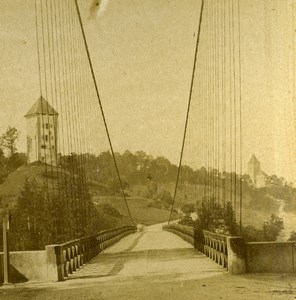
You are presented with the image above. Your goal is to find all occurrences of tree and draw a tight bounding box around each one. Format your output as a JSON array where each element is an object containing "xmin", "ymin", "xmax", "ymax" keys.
[
  {"xmin": 9, "ymin": 178, "xmax": 52, "ymax": 250},
  {"xmin": 147, "ymin": 181, "xmax": 158, "ymax": 198},
  {"xmin": 0, "ymin": 148, "xmax": 8, "ymax": 183},
  {"xmin": 0, "ymin": 126, "xmax": 20, "ymax": 157},
  {"xmin": 156, "ymin": 189, "xmax": 173, "ymax": 205},
  {"xmin": 288, "ymin": 231, "xmax": 296, "ymax": 241},
  {"xmin": 107, "ymin": 177, "xmax": 129, "ymax": 194},
  {"xmin": 0, "ymin": 126, "xmax": 25, "ymax": 182},
  {"xmin": 242, "ymin": 174, "xmax": 252, "ymax": 185},
  {"xmin": 223, "ymin": 202, "xmax": 237, "ymax": 235},
  {"xmin": 263, "ymin": 214, "xmax": 284, "ymax": 241},
  {"xmin": 181, "ymin": 204, "xmax": 195, "ymax": 215},
  {"xmin": 197, "ymin": 197, "xmax": 222, "ymax": 231},
  {"xmin": 8, "ymin": 152, "xmax": 26, "ymax": 171}
]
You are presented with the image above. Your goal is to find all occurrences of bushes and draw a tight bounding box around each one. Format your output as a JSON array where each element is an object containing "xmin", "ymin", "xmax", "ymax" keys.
[
  {"xmin": 262, "ymin": 214, "xmax": 284, "ymax": 241},
  {"xmin": 288, "ymin": 231, "xmax": 296, "ymax": 241},
  {"xmin": 181, "ymin": 204, "xmax": 195, "ymax": 215},
  {"xmin": 240, "ymin": 214, "xmax": 283, "ymax": 242},
  {"xmin": 155, "ymin": 189, "xmax": 173, "ymax": 205},
  {"xmin": 179, "ymin": 196, "xmax": 284, "ymax": 242},
  {"xmin": 179, "ymin": 216, "xmax": 197, "ymax": 227},
  {"xmin": 98, "ymin": 203, "xmax": 122, "ymax": 218},
  {"xmin": 196, "ymin": 198, "xmax": 237, "ymax": 235},
  {"xmin": 146, "ymin": 189, "xmax": 173, "ymax": 210}
]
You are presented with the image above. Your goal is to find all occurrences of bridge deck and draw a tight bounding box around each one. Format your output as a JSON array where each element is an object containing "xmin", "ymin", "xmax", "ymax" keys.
[
  {"xmin": 2, "ymin": 224, "xmax": 295, "ymax": 299},
  {"xmin": 69, "ymin": 223, "xmax": 225, "ymax": 281}
]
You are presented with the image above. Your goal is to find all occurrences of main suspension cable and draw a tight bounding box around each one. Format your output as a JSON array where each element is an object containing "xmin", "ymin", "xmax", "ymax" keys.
[
  {"xmin": 169, "ymin": 0, "xmax": 205, "ymax": 224},
  {"xmin": 74, "ymin": 0, "xmax": 134, "ymax": 225}
]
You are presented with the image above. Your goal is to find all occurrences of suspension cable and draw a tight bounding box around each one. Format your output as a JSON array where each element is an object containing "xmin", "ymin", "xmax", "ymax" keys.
[
  {"xmin": 74, "ymin": 0, "xmax": 134, "ymax": 225},
  {"xmin": 169, "ymin": 0, "xmax": 205, "ymax": 224},
  {"xmin": 237, "ymin": 0, "xmax": 243, "ymax": 233}
]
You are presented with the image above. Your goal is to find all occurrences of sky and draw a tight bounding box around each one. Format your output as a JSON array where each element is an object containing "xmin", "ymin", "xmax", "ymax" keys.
[{"xmin": 0, "ymin": 0, "xmax": 296, "ymax": 181}]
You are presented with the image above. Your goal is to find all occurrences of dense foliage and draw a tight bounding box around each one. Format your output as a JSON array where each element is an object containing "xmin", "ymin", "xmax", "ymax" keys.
[
  {"xmin": 0, "ymin": 131, "xmax": 293, "ymax": 248},
  {"xmin": 8, "ymin": 175, "xmax": 128, "ymax": 251},
  {"xmin": 178, "ymin": 196, "xmax": 284, "ymax": 241},
  {"xmin": 59, "ymin": 150, "xmax": 296, "ymax": 211},
  {"xmin": 241, "ymin": 214, "xmax": 284, "ymax": 242}
]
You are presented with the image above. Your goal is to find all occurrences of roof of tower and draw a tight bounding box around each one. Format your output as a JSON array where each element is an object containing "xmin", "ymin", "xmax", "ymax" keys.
[
  {"xmin": 248, "ymin": 154, "xmax": 260, "ymax": 164},
  {"xmin": 25, "ymin": 96, "xmax": 58, "ymax": 117}
]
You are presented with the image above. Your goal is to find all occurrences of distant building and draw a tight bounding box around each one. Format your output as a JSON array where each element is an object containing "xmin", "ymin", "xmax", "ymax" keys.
[
  {"xmin": 25, "ymin": 96, "xmax": 58, "ymax": 165},
  {"xmin": 248, "ymin": 154, "xmax": 260, "ymax": 184},
  {"xmin": 248, "ymin": 154, "xmax": 267, "ymax": 188}
]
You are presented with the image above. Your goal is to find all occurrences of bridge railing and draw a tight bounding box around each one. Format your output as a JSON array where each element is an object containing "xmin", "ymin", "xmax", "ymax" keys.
[
  {"xmin": 46, "ymin": 225, "xmax": 136, "ymax": 281},
  {"xmin": 163, "ymin": 223, "xmax": 195, "ymax": 246},
  {"xmin": 163, "ymin": 223, "xmax": 245, "ymax": 274},
  {"xmin": 202, "ymin": 230, "xmax": 228, "ymax": 269}
]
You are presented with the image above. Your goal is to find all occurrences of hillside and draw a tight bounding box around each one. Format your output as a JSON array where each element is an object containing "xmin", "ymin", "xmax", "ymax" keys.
[
  {"xmin": 1, "ymin": 149, "xmax": 295, "ymax": 231},
  {"xmin": 125, "ymin": 180, "xmax": 281, "ymax": 229},
  {"xmin": 93, "ymin": 196, "xmax": 171, "ymax": 226},
  {"xmin": 0, "ymin": 163, "xmax": 48, "ymax": 207},
  {"xmin": 0, "ymin": 163, "xmax": 172, "ymax": 227}
]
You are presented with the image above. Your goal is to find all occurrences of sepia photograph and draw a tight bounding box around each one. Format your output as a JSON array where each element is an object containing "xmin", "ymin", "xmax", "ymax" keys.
[{"xmin": 0, "ymin": 0, "xmax": 296, "ymax": 299}]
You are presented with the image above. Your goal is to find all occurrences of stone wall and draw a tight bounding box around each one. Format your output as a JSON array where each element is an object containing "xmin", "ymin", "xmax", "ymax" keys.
[
  {"xmin": 0, "ymin": 250, "xmax": 47, "ymax": 283},
  {"xmin": 164, "ymin": 224, "xmax": 296, "ymax": 274},
  {"xmin": 0, "ymin": 226, "xmax": 137, "ymax": 283},
  {"xmin": 246, "ymin": 242, "xmax": 296, "ymax": 273}
]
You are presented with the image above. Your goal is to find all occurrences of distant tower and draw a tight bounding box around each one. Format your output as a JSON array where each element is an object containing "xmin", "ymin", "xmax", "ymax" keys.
[
  {"xmin": 248, "ymin": 154, "xmax": 261, "ymax": 186},
  {"xmin": 25, "ymin": 96, "xmax": 58, "ymax": 165}
]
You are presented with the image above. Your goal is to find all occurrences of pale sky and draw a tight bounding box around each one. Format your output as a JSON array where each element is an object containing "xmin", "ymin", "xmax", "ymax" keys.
[{"xmin": 0, "ymin": 0, "xmax": 296, "ymax": 181}]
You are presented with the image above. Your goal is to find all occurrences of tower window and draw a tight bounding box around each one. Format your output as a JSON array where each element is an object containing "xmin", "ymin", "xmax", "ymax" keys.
[
  {"xmin": 41, "ymin": 145, "xmax": 46, "ymax": 149},
  {"xmin": 41, "ymin": 157, "xmax": 45, "ymax": 162},
  {"xmin": 45, "ymin": 123, "xmax": 49, "ymax": 129},
  {"xmin": 52, "ymin": 145, "xmax": 55, "ymax": 149}
]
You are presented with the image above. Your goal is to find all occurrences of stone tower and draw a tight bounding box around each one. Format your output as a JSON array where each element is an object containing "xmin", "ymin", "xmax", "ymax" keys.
[
  {"xmin": 25, "ymin": 96, "xmax": 58, "ymax": 165},
  {"xmin": 248, "ymin": 154, "xmax": 261, "ymax": 186}
]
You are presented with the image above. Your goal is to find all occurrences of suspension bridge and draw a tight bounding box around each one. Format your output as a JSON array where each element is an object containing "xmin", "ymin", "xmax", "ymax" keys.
[{"xmin": 0, "ymin": 0, "xmax": 296, "ymax": 298}]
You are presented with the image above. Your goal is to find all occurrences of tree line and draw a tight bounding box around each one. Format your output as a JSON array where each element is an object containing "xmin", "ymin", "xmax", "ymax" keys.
[
  {"xmin": 6, "ymin": 172, "xmax": 130, "ymax": 251},
  {"xmin": 0, "ymin": 126, "xmax": 294, "ymax": 247}
]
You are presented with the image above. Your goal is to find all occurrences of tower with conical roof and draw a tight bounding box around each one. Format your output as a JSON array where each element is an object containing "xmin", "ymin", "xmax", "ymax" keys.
[
  {"xmin": 25, "ymin": 96, "xmax": 58, "ymax": 165},
  {"xmin": 248, "ymin": 154, "xmax": 261, "ymax": 186}
]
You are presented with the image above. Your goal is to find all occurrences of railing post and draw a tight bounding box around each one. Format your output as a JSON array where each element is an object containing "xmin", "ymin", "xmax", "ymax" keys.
[
  {"xmin": 46, "ymin": 245, "xmax": 65, "ymax": 281},
  {"xmin": 226, "ymin": 237, "xmax": 246, "ymax": 274},
  {"xmin": 2, "ymin": 213, "xmax": 10, "ymax": 285}
]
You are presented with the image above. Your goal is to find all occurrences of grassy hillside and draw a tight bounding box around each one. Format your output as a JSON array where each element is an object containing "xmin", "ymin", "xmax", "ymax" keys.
[
  {"xmin": 0, "ymin": 162, "xmax": 290, "ymax": 231},
  {"xmin": 93, "ymin": 196, "xmax": 171, "ymax": 226},
  {"xmin": 126, "ymin": 182, "xmax": 280, "ymax": 229},
  {"xmin": 0, "ymin": 164, "xmax": 172, "ymax": 227},
  {"xmin": 0, "ymin": 164, "xmax": 49, "ymax": 207}
]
